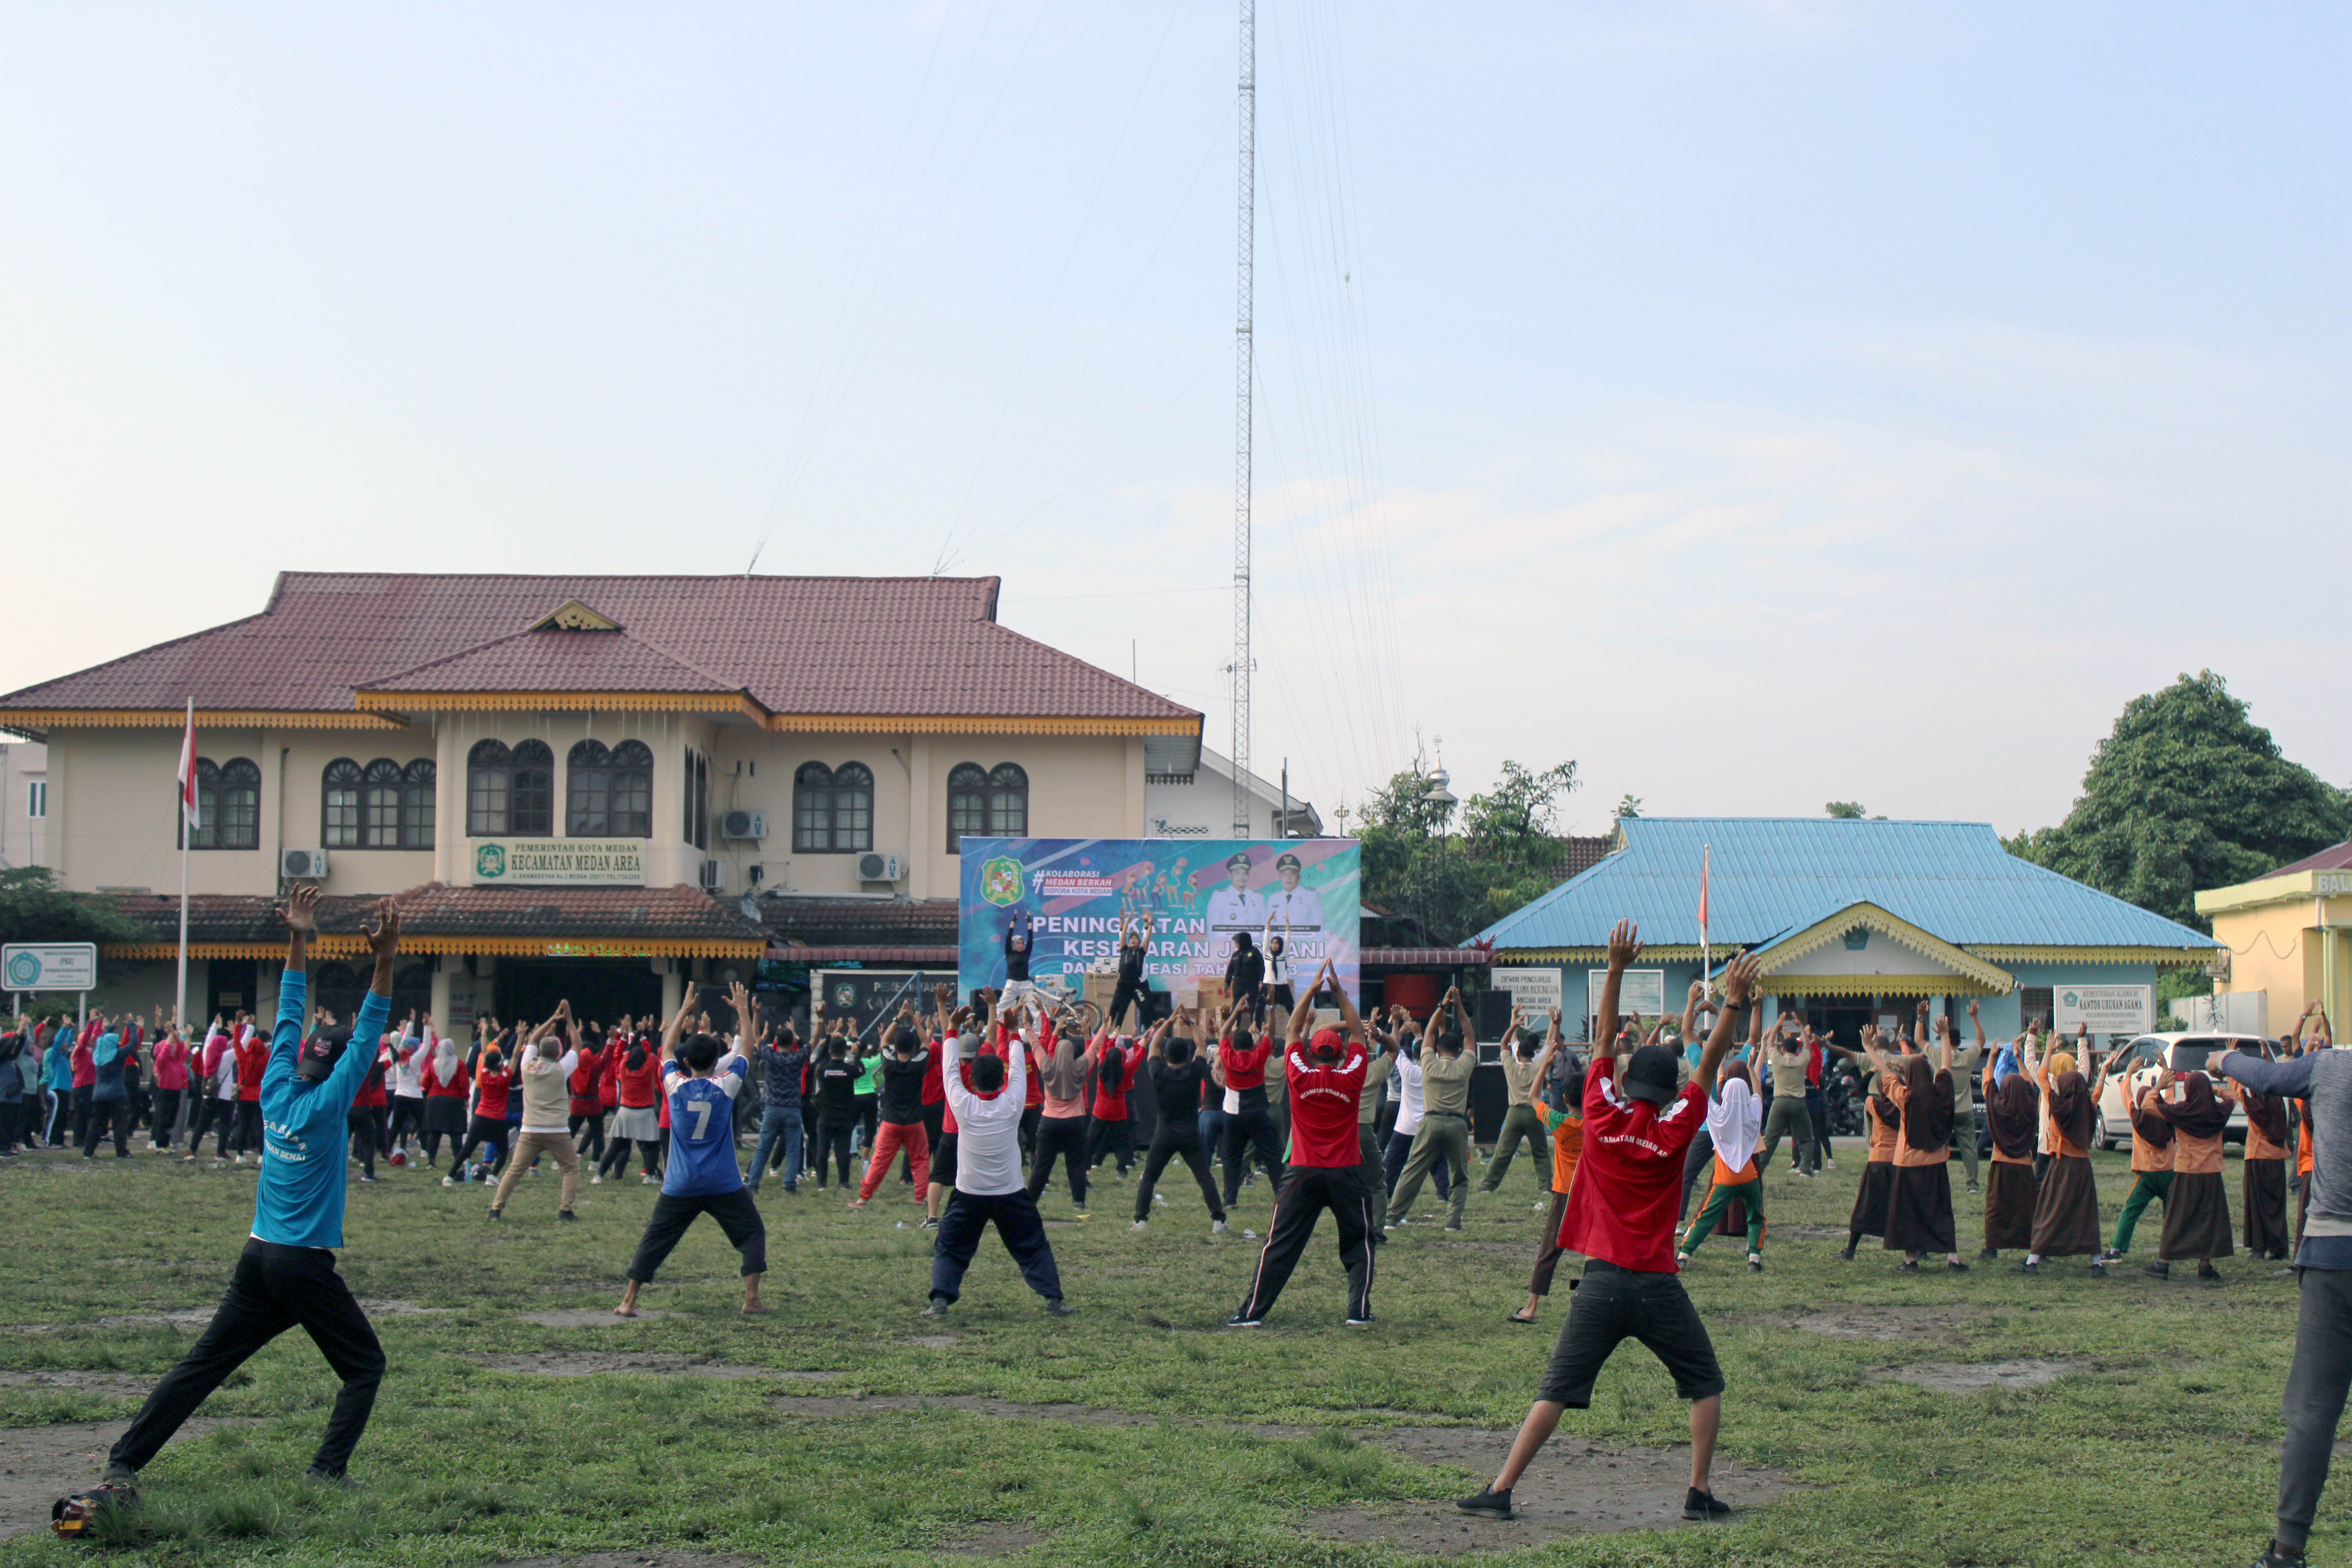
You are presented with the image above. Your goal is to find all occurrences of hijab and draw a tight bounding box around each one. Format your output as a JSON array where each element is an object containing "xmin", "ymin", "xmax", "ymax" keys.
[
  {"xmin": 2124, "ymin": 1071, "xmax": 2173, "ymax": 1148},
  {"xmin": 1898, "ymin": 1054, "xmax": 1955, "ymax": 1150},
  {"xmin": 2046, "ymin": 1069, "xmax": 2095, "ymax": 1150},
  {"xmin": 1705, "ymin": 1062, "xmax": 1762, "ymax": 1174},
  {"xmin": 434, "ymin": 1034, "xmax": 459, "ymax": 1083},
  {"xmin": 2156, "ymin": 1071, "xmax": 2231, "ymax": 1140},
  {"xmin": 1985, "ymin": 1069, "xmax": 2039, "ymax": 1160},
  {"xmin": 2239, "ymin": 1077, "xmax": 2288, "ymax": 1146},
  {"xmin": 1868, "ymin": 1070, "xmax": 1900, "ymax": 1132}
]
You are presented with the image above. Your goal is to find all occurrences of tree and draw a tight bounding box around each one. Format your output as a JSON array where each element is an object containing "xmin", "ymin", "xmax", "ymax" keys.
[
  {"xmin": 0, "ymin": 867, "xmax": 148, "ymax": 950},
  {"xmin": 1357, "ymin": 759, "xmax": 1582, "ymax": 944},
  {"xmin": 1826, "ymin": 801, "xmax": 1866, "ymax": 819},
  {"xmin": 2005, "ymin": 671, "xmax": 2352, "ymax": 930},
  {"xmin": 1614, "ymin": 794, "xmax": 1642, "ymax": 820}
]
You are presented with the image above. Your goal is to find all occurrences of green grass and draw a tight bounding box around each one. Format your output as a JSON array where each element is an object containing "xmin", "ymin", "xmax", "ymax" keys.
[{"xmin": 0, "ymin": 1140, "xmax": 2325, "ymax": 1566}]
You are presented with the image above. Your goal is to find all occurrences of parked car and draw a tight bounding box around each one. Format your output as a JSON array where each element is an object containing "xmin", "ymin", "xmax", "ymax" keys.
[{"xmin": 2094, "ymin": 1033, "xmax": 2265, "ymax": 1151}]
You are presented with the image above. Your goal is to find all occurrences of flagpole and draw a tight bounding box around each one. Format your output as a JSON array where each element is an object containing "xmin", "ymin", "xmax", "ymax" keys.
[
  {"xmin": 175, "ymin": 698, "xmax": 191, "ymax": 1033},
  {"xmin": 1700, "ymin": 844, "xmax": 1710, "ymax": 995}
]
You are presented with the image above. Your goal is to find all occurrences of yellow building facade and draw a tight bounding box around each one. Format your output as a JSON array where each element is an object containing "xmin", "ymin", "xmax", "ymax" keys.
[{"xmin": 2196, "ymin": 845, "xmax": 2352, "ymax": 1033}]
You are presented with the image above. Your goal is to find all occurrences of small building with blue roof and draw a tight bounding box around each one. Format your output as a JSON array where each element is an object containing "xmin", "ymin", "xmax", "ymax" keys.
[{"xmin": 1471, "ymin": 817, "xmax": 2221, "ymax": 1044}]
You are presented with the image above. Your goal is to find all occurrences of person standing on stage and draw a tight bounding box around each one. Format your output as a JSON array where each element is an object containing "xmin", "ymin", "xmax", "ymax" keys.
[
  {"xmin": 101, "ymin": 887, "xmax": 396, "ymax": 1489},
  {"xmin": 1457, "ymin": 928, "xmax": 1757, "ymax": 1524},
  {"xmin": 1229, "ymin": 962, "xmax": 1375, "ymax": 1326},
  {"xmin": 996, "ymin": 912, "xmax": 1045, "ymax": 1015},
  {"xmin": 1223, "ymin": 933, "xmax": 1266, "ymax": 1028},
  {"xmin": 1108, "ymin": 916, "xmax": 1151, "ymax": 1029}
]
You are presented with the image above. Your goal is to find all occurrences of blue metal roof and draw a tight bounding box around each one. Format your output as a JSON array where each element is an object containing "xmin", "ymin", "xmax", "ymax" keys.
[{"xmin": 1472, "ymin": 818, "xmax": 2216, "ymax": 953}]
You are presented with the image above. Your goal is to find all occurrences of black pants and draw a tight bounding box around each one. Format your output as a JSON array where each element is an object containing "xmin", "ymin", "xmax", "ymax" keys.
[
  {"xmin": 854, "ymin": 1095, "xmax": 879, "ymax": 1154},
  {"xmin": 1220, "ymin": 1094, "xmax": 1288, "ymax": 1207},
  {"xmin": 1234, "ymin": 1166, "xmax": 1375, "ymax": 1323},
  {"xmin": 626, "ymin": 1189, "xmax": 767, "ymax": 1282},
  {"xmin": 1536, "ymin": 1259, "xmax": 1725, "ymax": 1408},
  {"xmin": 82, "ymin": 1097, "xmax": 131, "ymax": 1157},
  {"xmin": 1025, "ymin": 1115, "xmax": 1089, "ymax": 1206},
  {"xmin": 1018, "ymin": 1105, "xmax": 1040, "ymax": 1161},
  {"xmin": 2279, "ymin": 1265, "xmax": 2352, "ymax": 1552},
  {"xmin": 1108, "ymin": 975, "xmax": 1145, "ymax": 1028},
  {"xmin": 1679, "ymin": 1128, "xmax": 1716, "ymax": 1222},
  {"xmin": 1086, "ymin": 1114, "xmax": 1135, "ymax": 1176},
  {"xmin": 1134, "ymin": 1129, "xmax": 1225, "ymax": 1223},
  {"xmin": 72, "ymin": 1084, "xmax": 93, "ymax": 1146},
  {"xmin": 569, "ymin": 1111, "xmax": 606, "ymax": 1164},
  {"xmin": 233, "ymin": 1100, "xmax": 263, "ymax": 1156},
  {"xmin": 345, "ymin": 1107, "xmax": 380, "ymax": 1177},
  {"xmin": 387, "ymin": 1098, "xmax": 426, "ymax": 1151},
  {"xmin": 813, "ymin": 1116, "xmax": 855, "ymax": 1187},
  {"xmin": 1382, "ymin": 1128, "xmax": 1452, "ymax": 1197},
  {"xmin": 149, "ymin": 1087, "xmax": 183, "ymax": 1148},
  {"xmin": 111, "ymin": 1240, "xmax": 383, "ymax": 1477},
  {"xmin": 452, "ymin": 1114, "xmax": 506, "ymax": 1171},
  {"xmin": 930, "ymin": 1188, "xmax": 1063, "ymax": 1305},
  {"xmin": 194, "ymin": 1097, "xmax": 234, "ymax": 1157}
]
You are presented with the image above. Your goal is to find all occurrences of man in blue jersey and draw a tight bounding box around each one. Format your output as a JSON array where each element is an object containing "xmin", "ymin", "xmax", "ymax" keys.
[
  {"xmin": 101, "ymin": 885, "xmax": 398, "ymax": 1488},
  {"xmin": 615, "ymin": 982, "xmax": 768, "ymax": 1318}
]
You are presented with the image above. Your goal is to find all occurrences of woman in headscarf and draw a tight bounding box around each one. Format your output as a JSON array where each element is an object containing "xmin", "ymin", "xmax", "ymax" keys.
[
  {"xmin": 1677, "ymin": 1058, "xmax": 1766, "ymax": 1272},
  {"xmin": 1834, "ymin": 1029, "xmax": 1901, "ymax": 1261},
  {"xmin": 2145, "ymin": 1065, "xmax": 2234, "ymax": 1279},
  {"xmin": 1977, "ymin": 1041, "xmax": 2039, "ymax": 1262},
  {"xmin": 418, "ymin": 1022, "xmax": 470, "ymax": 1169},
  {"xmin": 1875, "ymin": 1029, "xmax": 1967, "ymax": 1272},
  {"xmin": 2100, "ymin": 1064, "xmax": 2173, "ymax": 1265},
  {"xmin": 2018, "ymin": 1030, "xmax": 2108, "ymax": 1274},
  {"xmin": 2224, "ymin": 1060, "xmax": 2294, "ymax": 1261}
]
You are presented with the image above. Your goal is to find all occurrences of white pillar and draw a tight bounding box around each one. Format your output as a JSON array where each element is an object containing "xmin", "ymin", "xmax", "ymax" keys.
[{"xmin": 429, "ymin": 956, "xmax": 452, "ymax": 1036}]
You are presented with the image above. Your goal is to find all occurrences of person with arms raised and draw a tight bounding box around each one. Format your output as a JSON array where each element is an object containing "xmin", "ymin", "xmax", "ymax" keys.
[
  {"xmin": 924, "ymin": 1007, "xmax": 1072, "ymax": 1320},
  {"xmin": 614, "ymin": 984, "xmax": 766, "ymax": 1318},
  {"xmin": 100, "ymin": 887, "xmax": 397, "ymax": 1490},
  {"xmin": 1385, "ymin": 986, "xmax": 1479, "ymax": 1232},
  {"xmin": 1458, "ymin": 927, "xmax": 1757, "ymax": 1524}
]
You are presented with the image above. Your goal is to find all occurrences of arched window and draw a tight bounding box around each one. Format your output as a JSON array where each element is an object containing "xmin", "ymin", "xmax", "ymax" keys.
[
  {"xmin": 793, "ymin": 762, "xmax": 874, "ymax": 853},
  {"xmin": 467, "ymin": 739, "xmax": 553, "ymax": 837},
  {"xmin": 946, "ymin": 761, "xmax": 1027, "ymax": 851},
  {"xmin": 361, "ymin": 759, "xmax": 404, "ymax": 847},
  {"xmin": 402, "ymin": 759, "xmax": 436, "ymax": 849},
  {"xmin": 180, "ymin": 757, "xmax": 261, "ymax": 851},
  {"xmin": 322, "ymin": 759, "xmax": 363, "ymax": 848},
  {"xmin": 567, "ymin": 739, "xmax": 654, "ymax": 837},
  {"xmin": 683, "ymin": 748, "xmax": 708, "ymax": 850}
]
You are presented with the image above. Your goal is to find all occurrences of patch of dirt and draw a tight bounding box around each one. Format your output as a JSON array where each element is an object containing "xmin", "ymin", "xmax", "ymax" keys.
[
  {"xmin": 0, "ymin": 1419, "xmax": 237, "ymax": 1539},
  {"xmin": 1434, "ymin": 1240, "xmax": 1530, "ymax": 1259},
  {"xmin": 1872, "ymin": 1359, "xmax": 2079, "ymax": 1392},
  {"xmin": 1775, "ymin": 1224, "xmax": 1853, "ymax": 1242},
  {"xmin": 944, "ymin": 1521, "xmax": 1047, "ymax": 1557},
  {"xmin": 487, "ymin": 1555, "xmax": 755, "ymax": 1568},
  {"xmin": 1739, "ymin": 1304, "xmax": 1991, "ymax": 1344},
  {"xmin": 0, "ymin": 1370, "xmax": 154, "ymax": 1397},
  {"xmin": 474, "ymin": 1354, "xmax": 833, "ymax": 1382},
  {"xmin": 23, "ymin": 1299, "xmax": 448, "ymax": 1335},
  {"xmin": 771, "ymin": 1394, "xmax": 1304, "ymax": 1439},
  {"xmin": 904, "ymin": 1334, "xmax": 960, "ymax": 1349},
  {"xmin": 514, "ymin": 1309, "xmax": 671, "ymax": 1327},
  {"xmin": 1307, "ymin": 1432, "xmax": 1798, "ymax": 1555}
]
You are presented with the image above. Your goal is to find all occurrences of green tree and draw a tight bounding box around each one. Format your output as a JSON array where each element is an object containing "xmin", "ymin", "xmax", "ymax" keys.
[
  {"xmin": 2005, "ymin": 671, "xmax": 2352, "ymax": 930},
  {"xmin": 1358, "ymin": 760, "xmax": 1581, "ymax": 942},
  {"xmin": 1614, "ymin": 794, "xmax": 1642, "ymax": 820},
  {"xmin": 1826, "ymin": 801, "xmax": 1866, "ymax": 819},
  {"xmin": 0, "ymin": 866, "xmax": 148, "ymax": 950}
]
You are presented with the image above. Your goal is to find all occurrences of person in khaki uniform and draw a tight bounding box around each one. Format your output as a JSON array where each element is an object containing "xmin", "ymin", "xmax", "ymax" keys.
[
  {"xmin": 1756, "ymin": 1016, "xmax": 1817, "ymax": 1177},
  {"xmin": 1483, "ymin": 1011, "xmax": 1551, "ymax": 1194},
  {"xmin": 1385, "ymin": 987, "xmax": 1479, "ymax": 1232},
  {"xmin": 489, "ymin": 1002, "xmax": 583, "ymax": 1222},
  {"xmin": 1933, "ymin": 1001, "xmax": 1985, "ymax": 1192}
]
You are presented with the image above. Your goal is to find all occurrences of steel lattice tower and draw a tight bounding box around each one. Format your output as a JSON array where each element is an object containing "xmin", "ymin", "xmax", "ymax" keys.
[{"xmin": 1231, "ymin": 0, "xmax": 1255, "ymax": 836}]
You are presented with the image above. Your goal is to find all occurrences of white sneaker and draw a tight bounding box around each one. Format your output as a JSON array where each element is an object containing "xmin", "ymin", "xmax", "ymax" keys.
[
  {"xmin": 641, "ymin": 1174, "xmax": 655, "ymax": 1185},
  {"xmin": 1131, "ymin": 1220, "xmax": 1148, "ymax": 1232},
  {"xmin": 441, "ymin": 1176, "xmax": 455, "ymax": 1187},
  {"xmin": 590, "ymin": 1174, "xmax": 602, "ymax": 1185},
  {"xmin": 1212, "ymin": 1220, "xmax": 1230, "ymax": 1235}
]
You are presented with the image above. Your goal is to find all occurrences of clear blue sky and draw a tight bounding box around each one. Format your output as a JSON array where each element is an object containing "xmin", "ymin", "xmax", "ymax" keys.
[{"xmin": 4, "ymin": 2, "xmax": 2345, "ymax": 836}]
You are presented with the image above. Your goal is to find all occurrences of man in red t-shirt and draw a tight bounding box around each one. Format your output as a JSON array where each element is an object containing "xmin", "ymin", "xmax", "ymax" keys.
[
  {"xmin": 1460, "ymin": 923, "xmax": 1760, "ymax": 1525},
  {"xmin": 1229, "ymin": 961, "xmax": 1376, "ymax": 1327}
]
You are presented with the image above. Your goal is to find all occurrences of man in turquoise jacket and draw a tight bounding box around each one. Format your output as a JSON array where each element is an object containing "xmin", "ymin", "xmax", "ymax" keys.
[{"xmin": 103, "ymin": 885, "xmax": 400, "ymax": 1487}]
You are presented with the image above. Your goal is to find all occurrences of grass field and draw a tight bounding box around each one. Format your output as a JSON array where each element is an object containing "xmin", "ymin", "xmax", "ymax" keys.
[{"xmin": 0, "ymin": 1134, "xmax": 2327, "ymax": 1567}]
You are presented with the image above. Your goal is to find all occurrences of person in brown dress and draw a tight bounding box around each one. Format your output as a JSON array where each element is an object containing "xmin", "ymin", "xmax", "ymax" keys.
[
  {"xmin": 2225, "ymin": 1062, "xmax": 2295, "ymax": 1261},
  {"xmin": 1864, "ymin": 1027, "xmax": 1967, "ymax": 1273},
  {"xmin": 2144, "ymin": 1065, "xmax": 2232, "ymax": 1280},
  {"xmin": 2017, "ymin": 1027, "xmax": 2108, "ymax": 1275},
  {"xmin": 1978, "ymin": 1043, "xmax": 2038, "ymax": 1262},
  {"xmin": 1834, "ymin": 1034, "xmax": 1900, "ymax": 1261}
]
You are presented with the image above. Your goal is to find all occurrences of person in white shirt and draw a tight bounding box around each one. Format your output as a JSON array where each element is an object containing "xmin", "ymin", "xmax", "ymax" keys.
[
  {"xmin": 487, "ymin": 1003, "xmax": 583, "ymax": 1222},
  {"xmin": 1378, "ymin": 1042, "xmax": 1451, "ymax": 1205},
  {"xmin": 1265, "ymin": 851, "xmax": 1325, "ymax": 933},
  {"xmin": 925, "ymin": 1014, "xmax": 1073, "ymax": 1320},
  {"xmin": 1205, "ymin": 854, "xmax": 1267, "ymax": 936},
  {"xmin": 385, "ymin": 1016, "xmax": 428, "ymax": 1166}
]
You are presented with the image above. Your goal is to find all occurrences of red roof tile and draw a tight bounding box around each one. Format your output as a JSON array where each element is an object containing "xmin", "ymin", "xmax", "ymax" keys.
[
  {"xmin": 2, "ymin": 573, "xmax": 1198, "ymax": 725},
  {"xmin": 103, "ymin": 883, "xmax": 764, "ymax": 944},
  {"xmin": 758, "ymin": 897, "xmax": 959, "ymax": 949},
  {"xmin": 2267, "ymin": 840, "xmax": 2352, "ymax": 877}
]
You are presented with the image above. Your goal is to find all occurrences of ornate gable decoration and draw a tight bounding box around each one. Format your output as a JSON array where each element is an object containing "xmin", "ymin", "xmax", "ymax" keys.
[{"xmin": 530, "ymin": 600, "xmax": 622, "ymax": 632}]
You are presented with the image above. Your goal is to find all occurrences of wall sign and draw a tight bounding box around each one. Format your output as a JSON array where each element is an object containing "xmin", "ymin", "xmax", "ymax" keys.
[
  {"xmin": 3, "ymin": 943, "xmax": 98, "ymax": 992},
  {"xmin": 468, "ymin": 838, "xmax": 644, "ymax": 887},
  {"xmin": 1492, "ymin": 968, "xmax": 1563, "ymax": 1016},
  {"xmin": 2053, "ymin": 984, "xmax": 2151, "ymax": 1034},
  {"xmin": 1588, "ymin": 967, "xmax": 1666, "ymax": 1020}
]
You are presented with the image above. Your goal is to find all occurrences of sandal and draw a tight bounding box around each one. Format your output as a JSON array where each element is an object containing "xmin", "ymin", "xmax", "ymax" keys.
[{"xmin": 1507, "ymin": 1310, "xmax": 1538, "ymax": 1325}]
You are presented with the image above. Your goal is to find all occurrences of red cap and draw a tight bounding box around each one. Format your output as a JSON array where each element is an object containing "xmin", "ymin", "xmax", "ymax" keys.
[{"xmin": 1309, "ymin": 1027, "xmax": 1345, "ymax": 1055}]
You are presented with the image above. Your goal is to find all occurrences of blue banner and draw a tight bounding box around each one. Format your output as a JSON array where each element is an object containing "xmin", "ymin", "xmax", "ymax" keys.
[{"xmin": 957, "ymin": 837, "xmax": 1361, "ymax": 1005}]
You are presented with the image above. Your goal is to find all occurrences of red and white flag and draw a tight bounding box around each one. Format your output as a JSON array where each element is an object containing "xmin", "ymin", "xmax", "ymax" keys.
[
  {"xmin": 176, "ymin": 701, "xmax": 199, "ymax": 832},
  {"xmin": 1697, "ymin": 846, "xmax": 1710, "ymax": 938}
]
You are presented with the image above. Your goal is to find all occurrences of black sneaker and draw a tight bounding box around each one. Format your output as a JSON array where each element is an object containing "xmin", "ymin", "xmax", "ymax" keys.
[
  {"xmin": 1455, "ymin": 1486, "xmax": 1512, "ymax": 1519},
  {"xmin": 2012, "ymin": 1259, "xmax": 2039, "ymax": 1276},
  {"xmin": 1836, "ymin": 1245, "xmax": 1855, "ymax": 1261},
  {"xmin": 2250, "ymin": 1542, "xmax": 2306, "ymax": 1568},
  {"xmin": 101, "ymin": 1462, "xmax": 137, "ymax": 1488},
  {"xmin": 303, "ymin": 1466, "xmax": 357, "ymax": 1489},
  {"xmin": 2198, "ymin": 1263, "xmax": 2222, "ymax": 1281},
  {"xmin": 486, "ymin": 1208, "xmax": 503, "ymax": 1221},
  {"xmin": 1224, "ymin": 1313, "xmax": 1264, "ymax": 1328},
  {"xmin": 557, "ymin": 1209, "xmax": 578, "ymax": 1223},
  {"xmin": 1895, "ymin": 1260, "xmax": 1920, "ymax": 1274},
  {"xmin": 1683, "ymin": 1486, "xmax": 1731, "ymax": 1520},
  {"xmin": 920, "ymin": 1297, "xmax": 951, "ymax": 1319},
  {"xmin": 1042, "ymin": 1298, "xmax": 1076, "ymax": 1318},
  {"xmin": 1945, "ymin": 1260, "xmax": 1970, "ymax": 1274},
  {"xmin": 1747, "ymin": 1254, "xmax": 1763, "ymax": 1273},
  {"xmin": 1978, "ymin": 1248, "xmax": 1999, "ymax": 1262},
  {"xmin": 2143, "ymin": 1262, "xmax": 2171, "ymax": 1280}
]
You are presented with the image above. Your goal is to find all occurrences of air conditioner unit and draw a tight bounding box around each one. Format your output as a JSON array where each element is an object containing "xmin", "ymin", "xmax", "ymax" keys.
[
  {"xmin": 281, "ymin": 848, "xmax": 329, "ymax": 880},
  {"xmin": 720, "ymin": 809, "xmax": 768, "ymax": 842},
  {"xmin": 699, "ymin": 858, "xmax": 727, "ymax": 893},
  {"xmin": 856, "ymin": 852, "xmax": 902, "ymax": 883}
]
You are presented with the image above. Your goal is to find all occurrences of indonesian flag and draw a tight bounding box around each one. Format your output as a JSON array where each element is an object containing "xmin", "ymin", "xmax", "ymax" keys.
[
  {"xmin": 1697, "ymin": 846, "xmax": 1710, "ymax": 940},
  {"xmin": 176, "ymin": 702, "xmax": 199, "ymax": 831}
]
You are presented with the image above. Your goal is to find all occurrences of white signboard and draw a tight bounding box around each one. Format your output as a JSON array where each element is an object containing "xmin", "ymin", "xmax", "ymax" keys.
[
  {"xmin": 1491, "ymin": 968, "xmax": 1563, "ymax": 1018},
  {"xmin": 3, "ymin": 942, "xmax": 98, "ymax": 992},
  {"xmin": 1588, "ymin": 968, "xmax": 1667, "ymax": 1020},
  {"xmin": 2054, "ymin": 983, "xmax": 2151, "ymax": 1034},
  {"xmin": 468, "ymin": 838, "xmax": 644, "ymax": 887}
]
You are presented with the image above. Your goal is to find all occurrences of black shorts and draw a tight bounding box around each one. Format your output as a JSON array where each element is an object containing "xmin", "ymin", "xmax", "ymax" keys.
[
  {"xmin": 932, "ymin": 1132, "xmax": 958, "ymax": 1188},
  {"xmin": 1537, "ymin": 1260, "xmax": 1724, "ymax": 1408}
]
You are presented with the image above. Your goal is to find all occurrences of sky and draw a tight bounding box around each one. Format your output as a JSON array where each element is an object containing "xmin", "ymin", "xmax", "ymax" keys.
[{"xmin": 3, "ymin": 1, "xmax": 2346, "ymax": 839}]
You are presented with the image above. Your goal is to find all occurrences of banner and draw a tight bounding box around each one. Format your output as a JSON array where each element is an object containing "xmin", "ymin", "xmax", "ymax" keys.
[
  {"xmin": 2054, "ymin": 984, "xmax": 2152, "ymax": 1034},
  {"xmin": 957, "ymin": 837, "xmax": 1360, "ymax": 1006},
  {"xmin": 469, "ymin": 838, "xmax": 644, "ymax": 887}
]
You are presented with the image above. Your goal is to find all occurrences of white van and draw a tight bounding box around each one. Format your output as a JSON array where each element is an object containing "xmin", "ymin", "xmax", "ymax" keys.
[{"xmin": 2093, "ymin": 1033, "xmax": 2266, "ymax": 1151}]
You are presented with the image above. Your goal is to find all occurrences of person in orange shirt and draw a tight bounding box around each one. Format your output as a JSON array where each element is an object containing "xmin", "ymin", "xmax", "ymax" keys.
[
  {"xmin": 1978, "ymin": 1045, "xmax": 2038, "ymax": 1262},
  {"xmin": 2144, "ymin": 1065, "xmax": 2233, "ymax": 1280},
  {"xmin": 2017, "ymin": 1027, "xmax": 2109, "ymax": 1276},
  {"xmin": 1867, "ymin": 1025, "xmax": 1968, "ymax": 1273},
  {"xmin": 1835, "ymin": 1041, "xmax": 1901, "ymax": 1261},
  {"xmin": 1675, "ymin": 1056, "xmax": 1765, "ymax": 1272},
  {"xmin": 1510, "ymin": 1009, "xmax": 1586, "ymax": 1326},
  {"xmin": 2223, "ymin": 1064, "xmax": 2293, "ymax": 1261}
]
